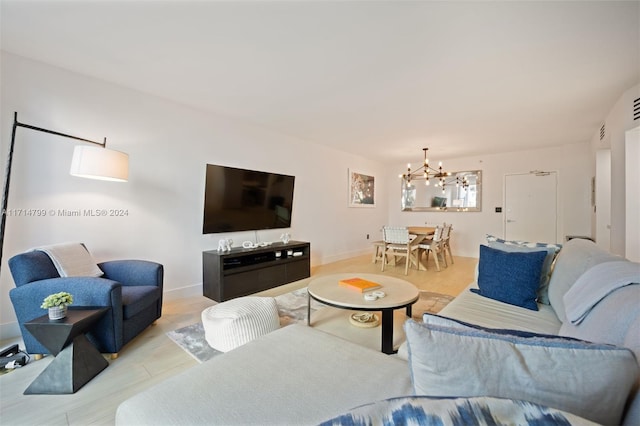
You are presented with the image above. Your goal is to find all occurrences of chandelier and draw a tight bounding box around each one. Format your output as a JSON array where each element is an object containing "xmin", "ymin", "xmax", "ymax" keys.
[{"xmin": 399, "ymin": 148, "xmax": 468, "ymax": 192}]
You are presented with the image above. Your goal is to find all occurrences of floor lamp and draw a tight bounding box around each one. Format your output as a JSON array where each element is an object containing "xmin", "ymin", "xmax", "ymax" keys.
[{"xmin": 0, "ymin": 111, "xmax": 129, "ymax": 267}]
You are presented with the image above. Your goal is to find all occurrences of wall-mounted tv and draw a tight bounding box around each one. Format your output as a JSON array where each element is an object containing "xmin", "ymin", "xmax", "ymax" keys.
[{"xmin": 202, "ymin": 164, "xmax": 295, "ymax": 234}]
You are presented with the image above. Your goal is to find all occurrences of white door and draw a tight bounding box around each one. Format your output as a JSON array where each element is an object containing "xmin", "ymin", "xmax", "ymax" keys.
[
  {"xmin": 505, "ymin": 172, "xmax": 558, "ymax": 243},
  {"xmin": 626, "ymin": 127, "xmax": 640, "ymax": 261}
]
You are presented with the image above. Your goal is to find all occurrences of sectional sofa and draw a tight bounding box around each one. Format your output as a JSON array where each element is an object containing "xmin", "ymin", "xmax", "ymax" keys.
[{"xmin": 116, "ymin": 238, "xmax": 639, "ymax": 425}]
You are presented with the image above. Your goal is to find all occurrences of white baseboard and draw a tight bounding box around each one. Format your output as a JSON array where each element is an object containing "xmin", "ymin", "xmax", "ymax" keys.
[
  {"xmin": 163, "ymin": 283, "xmax": 202, "ymax": 301},
  {"xmin": 317, "ymin": 248, "xmax": 370, "ymax": 265}
]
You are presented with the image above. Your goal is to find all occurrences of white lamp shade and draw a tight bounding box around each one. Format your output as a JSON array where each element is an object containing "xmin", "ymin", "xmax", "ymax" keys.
[{"xmin": 70, "ymin": 145, "xmax": 129, "ymax": 182}]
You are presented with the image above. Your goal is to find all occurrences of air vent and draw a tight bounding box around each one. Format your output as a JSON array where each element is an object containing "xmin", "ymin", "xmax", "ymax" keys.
[
  {"xmin": 634, "ymin": 97, "xmax": 640, "ymax": 121},
  {"xmin": 600, "ymin": 123, "xmax": 606, "ymax": 140}
]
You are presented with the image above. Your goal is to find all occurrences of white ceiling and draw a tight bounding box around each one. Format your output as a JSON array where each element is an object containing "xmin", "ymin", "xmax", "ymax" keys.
[{"xmin": 1, "ymin": 0, "xmax": 639, "ymax": 164}]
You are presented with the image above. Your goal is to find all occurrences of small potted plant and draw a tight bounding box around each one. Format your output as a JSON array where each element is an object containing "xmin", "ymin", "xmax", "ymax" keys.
[{"xmin": 41, "ymin": 292, "xmax": 73, "ymax": 320}]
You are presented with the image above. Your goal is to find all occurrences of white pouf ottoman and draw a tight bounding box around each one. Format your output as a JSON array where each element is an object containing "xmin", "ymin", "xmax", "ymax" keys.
[{"xmin": 201, "ymin": 296, "xmax": 280, "ymax": 352}]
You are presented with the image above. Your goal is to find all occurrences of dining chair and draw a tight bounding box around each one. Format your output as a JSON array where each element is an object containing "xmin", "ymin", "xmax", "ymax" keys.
[
  {"xmin": 371, "ymin": 240, "xmax": 386, "ymax": 264},
  {"xmin": 442, "ymin": 223, "xmax": 454, "ymax": 264},
  {"xmin": 381, "ymin": 226, "xmax": 420, "ymax": 275},
  {"xmin": 417, "ymin": 225, "xmax": 446, "ymax": 271}
]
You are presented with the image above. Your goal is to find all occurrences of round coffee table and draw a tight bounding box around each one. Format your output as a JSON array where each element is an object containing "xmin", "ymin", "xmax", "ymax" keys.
[{"xmin": 307, "ymin": 273, "xmax": 419, "ymax": 354}]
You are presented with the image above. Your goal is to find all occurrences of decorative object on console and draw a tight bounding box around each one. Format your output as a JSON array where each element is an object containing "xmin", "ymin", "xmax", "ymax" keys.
[
  {"xmin": 41, "ymin": 291, "xmax": 73, "ymax": 320},
  {"xmin": 348, "ymin": 169, "xmax": 375, "ymax": 207},
  {"xmin": 217, "ymin": 238, "xmax": 232, "ymax": 252},
  {"xmin": 0, "ymin": 111, "xmax": 129, "ymax": 267},
  {"xmin": 280, "ymin": 232, "xmax": 291, "ymax": 244}
]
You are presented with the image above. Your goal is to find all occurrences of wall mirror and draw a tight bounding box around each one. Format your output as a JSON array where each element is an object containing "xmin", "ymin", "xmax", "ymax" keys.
[{"xmin": 401, "ymin": 170, "xmax": 482, "ymax": 212}]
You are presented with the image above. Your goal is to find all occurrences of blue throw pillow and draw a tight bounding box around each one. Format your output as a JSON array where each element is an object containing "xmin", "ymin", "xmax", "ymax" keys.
[
  {"xmin": 472, "ymin": 245, "xmax": 547, "ymax": 310},
  {"xmin": 486, "ymin": 235, "xmax": 562, "ymax": 305}
]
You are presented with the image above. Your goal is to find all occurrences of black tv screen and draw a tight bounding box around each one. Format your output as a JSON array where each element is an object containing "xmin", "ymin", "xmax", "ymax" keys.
[{"xmin": 202, "ymin": 164, "xmax": 295, "ymax": 234}]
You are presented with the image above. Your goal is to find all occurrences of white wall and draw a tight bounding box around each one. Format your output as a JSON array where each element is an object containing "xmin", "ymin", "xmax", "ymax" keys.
[
  {"xmin": 0, "ymin": 52, "xmax": 388, "ymax": 338},
  {"xmin": 590, "ymin": 83, "xmax": 640, "ymax": 257},
  {"xmin": 386, "ymin": 143, "xmax": 592, "ymax": 258}
]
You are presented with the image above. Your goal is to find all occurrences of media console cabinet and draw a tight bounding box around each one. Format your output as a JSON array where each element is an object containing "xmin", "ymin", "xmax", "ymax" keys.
[{"xmin": 203, "ymin": 241, "xmax": 311, "ymax": 302}]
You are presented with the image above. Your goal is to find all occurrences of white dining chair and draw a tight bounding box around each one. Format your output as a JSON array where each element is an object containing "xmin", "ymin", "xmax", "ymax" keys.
[
  {"xmin": 381, "ymin": 226, "xmax": 420, "ymax": 275},
  {"xmin": 442, "ymin": 223, "xmax": 454, "ymax": 265},
  {"xmin": 417, "ymin": 225, "xmax": 446, "ymax": 271}
]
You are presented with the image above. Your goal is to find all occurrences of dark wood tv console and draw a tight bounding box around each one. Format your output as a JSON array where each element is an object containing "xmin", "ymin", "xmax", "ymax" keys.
[{"xmin": 202, "ymin": 241, "xmax": 311, "ymax": 302}]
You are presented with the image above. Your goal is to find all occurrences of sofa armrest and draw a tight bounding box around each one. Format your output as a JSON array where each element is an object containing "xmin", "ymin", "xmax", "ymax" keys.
[{"xmin": 99, "ymin": 260, "xmax": 164, "ymax": 288}]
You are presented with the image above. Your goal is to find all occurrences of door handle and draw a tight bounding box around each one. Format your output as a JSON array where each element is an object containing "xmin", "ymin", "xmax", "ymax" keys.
[{"xmin": 506, "ymin": 219, "xmax": 516, "ymax": 223}]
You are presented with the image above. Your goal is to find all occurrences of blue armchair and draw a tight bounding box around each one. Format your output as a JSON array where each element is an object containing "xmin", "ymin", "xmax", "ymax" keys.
[{"xmin": 8, "ymin": 250, "xmax": 163, "ymax": 357}]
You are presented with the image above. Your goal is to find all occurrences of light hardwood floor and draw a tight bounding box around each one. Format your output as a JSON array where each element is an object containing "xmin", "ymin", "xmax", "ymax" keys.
[{"xmin": 0, "ymin": 253, "xmax": 476, "ymax": 426}]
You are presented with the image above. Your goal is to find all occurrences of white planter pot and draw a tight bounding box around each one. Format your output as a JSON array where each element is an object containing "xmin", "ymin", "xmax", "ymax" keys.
[{"xmin": 48, "ymin": 305, "xmax": 67, "ymax": 320}]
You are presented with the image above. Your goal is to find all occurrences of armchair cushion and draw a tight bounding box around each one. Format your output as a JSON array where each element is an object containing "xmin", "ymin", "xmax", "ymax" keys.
[
  {"xmin": 98, "ymin": 260, "xmax": 163, "ymax": 287},
  {"xmin": 122, "ymin": 286, "xmax": 161, "ymax": 319}
]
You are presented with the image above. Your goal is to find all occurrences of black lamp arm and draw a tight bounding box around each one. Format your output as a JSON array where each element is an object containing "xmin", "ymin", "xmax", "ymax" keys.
[
  {"xmin": 0, "ymin": 111, "xmax": 107, "ymax": 269},
  {"xmin": 13, "ymin": 113, "xmax": 106, "ymax": 147}
]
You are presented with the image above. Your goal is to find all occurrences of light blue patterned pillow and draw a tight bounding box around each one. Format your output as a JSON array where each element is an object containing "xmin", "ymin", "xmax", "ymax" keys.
[
  {"xmin": 404, "ymin": 318, "xmax": 639, "ymax": 425},
  {"xmin": 319, "ymin": 395, "xmax": 595, "ymax": 426},
  {"xmin": 486, "ymin": 234, "xmax": 562, "ymax": 304},
  {"xmin": 486, "ymin": 234, "xmax": 563, "ymax": 251}
]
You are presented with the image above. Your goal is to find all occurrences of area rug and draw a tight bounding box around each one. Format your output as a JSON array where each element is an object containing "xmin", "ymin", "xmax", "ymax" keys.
[{"xmin": 167, "ymin": 288, "xmax": 453, "ymax": 363}]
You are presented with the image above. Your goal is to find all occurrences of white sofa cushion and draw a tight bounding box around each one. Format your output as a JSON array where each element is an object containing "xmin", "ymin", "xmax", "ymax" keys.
[
  {"xmin": 116, "ymin": 324, "xmax": 413, "ymax": 426},
  {"xmin": 404, "ymin": 317, "xmax": 639, "ymax": 425}
]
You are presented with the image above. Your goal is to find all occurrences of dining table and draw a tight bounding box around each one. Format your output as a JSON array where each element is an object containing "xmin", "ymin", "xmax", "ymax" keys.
[{"xmin": 408, "ymin": 226, "xmax": 435, "ymax": 243}]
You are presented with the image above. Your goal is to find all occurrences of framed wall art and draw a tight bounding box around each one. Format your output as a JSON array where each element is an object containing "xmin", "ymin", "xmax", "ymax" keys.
[{"xmin": 348, "ymin": 169, "xmax": 376, "ymax": 207}]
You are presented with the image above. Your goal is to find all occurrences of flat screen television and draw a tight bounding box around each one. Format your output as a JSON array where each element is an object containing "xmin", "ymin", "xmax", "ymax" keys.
[{"xmin": 202, "ymin": 164, "xmax": 295, "ymax": 234}]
